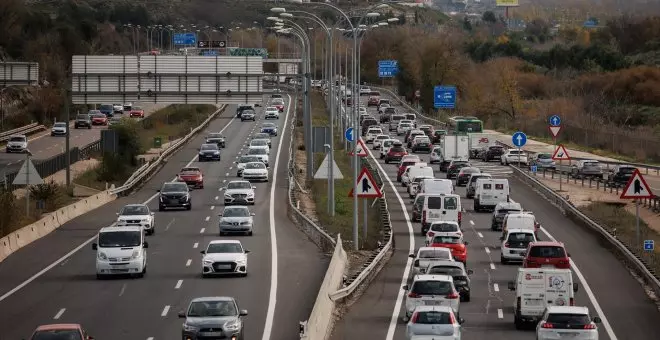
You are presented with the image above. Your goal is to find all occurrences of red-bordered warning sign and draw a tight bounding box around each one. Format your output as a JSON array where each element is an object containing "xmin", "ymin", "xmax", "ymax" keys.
[
  {"xmin": 551, "ymin": 144, "xmax": 570, "ymax": 161},
  {"xmin": 348, "ymin": 139, "xmax": 368, "ymax": 157},
  {"xmin": 620, "ymin": 169, "xmax": 654, "ymax": 199},
  {"xmin": 348, "ymin": 167, "xmax": 383, "ymax": 198}
]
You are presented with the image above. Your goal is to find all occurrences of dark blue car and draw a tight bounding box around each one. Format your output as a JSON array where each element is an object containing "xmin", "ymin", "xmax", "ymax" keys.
[
  {"xmin": 99, "ymin": 104, "xmax": 114, "ymax": 117},
  {"xmin": 261, "ymin": 123, "xmax": 278, "ymax": 136}
]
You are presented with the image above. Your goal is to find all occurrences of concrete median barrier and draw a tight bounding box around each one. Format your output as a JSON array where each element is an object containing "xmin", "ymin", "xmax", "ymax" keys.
[{"xmin": 0, "ymin": 235, "xmax": 13, "ymax": 262}]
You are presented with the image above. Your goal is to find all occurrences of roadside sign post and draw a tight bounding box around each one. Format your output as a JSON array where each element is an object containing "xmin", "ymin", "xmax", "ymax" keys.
[
  {"xmin": 433, "ymin": 86, "xmax": 457, "ymax": 110},
  {"xmin": 511, "ymin": 131, "xmax": 527, "ymax": 168},
  {"xmin": 13, "ymin": 151, "xmax": 44, "ymax": 217},
  {"xmin": 349, "ymin": 167, "xmax": 383, "ymax": 249},
  {"xmin": 552, "ymin": 144, "xmax": 571, "ymax": 192},
  {"xmin": 620, "ymin": 169, "xmax": 654, "ymax": 249},
  {"xmin": 549, "ymin": 115, "xmax": 562, "ymax": 169},
  {"xmin": 644, "ymin": 240, "xmax": 655, "ymax": 252}
]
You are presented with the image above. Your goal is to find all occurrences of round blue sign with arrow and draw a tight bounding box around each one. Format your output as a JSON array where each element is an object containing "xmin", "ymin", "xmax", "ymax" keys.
[
  {"xmin": 512, "ymin": 131, "xmax": 527, "ymax": 148},
  {"xmin": 345, "ymin": 127, "xmax": 355, "ymax": 142},
  {"xmin": 549, "ymin": 115, "xmax": 561, "ymax": 127}
]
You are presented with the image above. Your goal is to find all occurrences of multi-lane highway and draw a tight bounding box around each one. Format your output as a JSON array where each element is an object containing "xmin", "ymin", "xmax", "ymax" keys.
[
  {"xmin": 0, "ymin": 96, "xmax": 327, "ymax": 339},
  {"xmin": 331, "ymin": 94, "xmax": 660, "ymax": 340}
]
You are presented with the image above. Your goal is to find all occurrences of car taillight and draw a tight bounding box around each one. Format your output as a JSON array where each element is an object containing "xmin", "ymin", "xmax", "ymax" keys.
[
  {"xmin": 570, "ymin": 298, "xmax": 574, "ymax": 306},
  {"xmin": 408, "ymin": 292, "xmax": 421, "ymax": 298},
  {"xmin": 584, "ymin": 323, "xmax": 596, "ymax": 329},
  {"xmin": 446, "ymin": 292, "xmax": 459, "ymax": 299},
  {"xmin": 504, "ymin": 242, "xmax": 510, "ymax": 247},
  {"xmin": 559, "ymin": 259, "xmax": 569, "ymax": 267},
  {"xmin": 414, "ymin": 259, "xmax": 419, "ymax": 267},
  {"xmin": 449, "ymin": 312, "xmax": 456, "ymax": 325},
  {"xmin": 458, "ymin": 212, "xmax": 462, "ymax": 224},
  {"xmin": 422, "ymin": 210, "xmax": 427, "ymax": 224},
  {"xmin": 541, "ymin": 322, "xmax": 554, "ymax": 329},
  {"xmin": 516, "ymin": 297, "xmax": 521, "ymax": 312},
  {"xmin": 427, "ymin": 231, "xmax": 434, "ymax": 238},
  {"xmin": 410, "ymin": 312, "xmax": 419, "ymax": 323}
]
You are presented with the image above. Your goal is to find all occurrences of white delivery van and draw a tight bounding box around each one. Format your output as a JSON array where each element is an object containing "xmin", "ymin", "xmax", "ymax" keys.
[
  {"xmin": 502, "ymin": 212, "xmax": 539, "ymax": 239},
  {"xmin": 421, "ymin": 194, "xmax": 462, "ymax": 235},
  {"xmin": 92, "ymin": 226, "xmax": 148, "ymax": 279},
  {"xmin": 420, "ymin": 178, "xmax": 454, "ymax": 195},
  {"xmin": 474, "ymin": 178, "xmax": 509, "ymax": 212},
  {"xmin": 508, "ymin": 268, "xmax": 579, "ymax": 329},
  {"xmin": 402, "ymin": 163, "xmax": 432, "ymax": 187}
]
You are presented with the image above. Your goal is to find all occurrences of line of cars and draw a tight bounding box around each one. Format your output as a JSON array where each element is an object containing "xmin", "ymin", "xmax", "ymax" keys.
[{"xmin": 356, "ymin": 99, "xmax": 603, "ymax": 340}]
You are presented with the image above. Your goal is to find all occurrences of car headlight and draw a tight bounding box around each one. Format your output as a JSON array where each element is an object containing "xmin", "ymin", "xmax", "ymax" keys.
[
  {"xmin": 224, "ymin": 193, "xmax": 232, "ymax": 198},
  {"xmin": 131, "ymin": 250, "xmax": 140, "ymax": 259},
  {"xmin": 98, "ymin": 252, "xmax": 108, "ymax": 260},
  {"xmin": 183, "ymin": 323, "xmax": 198, "ymax": 332},
  {"xmin": 247, "ymin": 192, "xmax": 254, "ymax": 197},
  {"xmin": 203, "ymin": 259, "xmax": 213, "ymax": 265},
  {"xmin": 198, "ymin": 152, "xmax": 203, "ymax": 156},
  {"xmin": 224, "ymin": 319, "xmax": 241, "ymax": 332},
  {"xmin": 214, "ymin": 151, "xmax": 220, "ymax": 155}
]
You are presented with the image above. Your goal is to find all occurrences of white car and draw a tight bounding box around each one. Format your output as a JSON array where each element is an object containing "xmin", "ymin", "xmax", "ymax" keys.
[
  {"xmin": 403, "ymin": 274, "xmax": 461, "ymax": 320},
  {"xmin": 406, "ymin": 305, "xmax": 463, "ymax": 340},
  {"xmin": 358, "ymin": 107, "xmax": 367, "ymax": 115},
  {"xmin": 408, "ymin": 175, "xmax": 434, "ymax": 198},
  {"xmin": 397, "ymin": 122, "xmax": 413, "ymax": 135},
  {"xmin": 249, "ymin": 139, "xmax": 270, "ymax": 151},
  {"xmin": 378, "ymin": 103, "xmax": 391, "ymax": 114},
  {"xmin": 116, "ymin": 204, "xmax": 155, "ymax": 235},
  {"xmin": 113, "ymin": 104, "xmax": 124, "ymax": 113},
  {"xmin": 235, "ymin": 155, "xmax": 263, "ymax": 176},
  {"xmin": 5, "ymin": 135, "xmax": 28, "ymax": 153},
  {"xmin": 51, "ymin": 122, "xmax": 68, "ymax": 136},
  {"xmin": 223, "ymin": 180, "xmax": 256, "ymax": 205},
  {"xmin": 201, "ymin": 240, "xmax": 249, "ymax": 277},
  {"xmin": 360, "ymin": 86, "xmax": 371, "ymax": 95},
  {"xmin": 241, "ymin": 161, "xmax": 269, "ymax": 182},
  {"xmin": 247, "ymin": 147, "xmax": 270, "ymax": 166},
  {"xmin": 365, "ymin": 127, "xmax": 383, "ymax": 143},
  {"xmin": 380, "ymin": 139, "xmax": 400, "ymax": 159},
  {"xmin": 425, "ymin": 223, "xmax": 462, "ymax": 246},
  {"xmin": 500, "ymin": 228, "xmax": 536, "ymax": 264},
  {"xmin": 430, "ymin": 146, "xmax": 442, "ymax": 163},
  {"xmin": 501, "ymin": 149, "xmax": 528, "ymax": 165},
  {"xmin": 536, "ymin": 306, "xmax": 601, "ymax": 340},
  {"xmin": 264, "ymin": 106, "xmax": 280, "ymax": 119},
  {"xmin": 373, "ymin": 134, "xmax": 390, "ymax": 150},
  {"xmin": 410, "ymin": 247, "xmax": 454, "ymax": 275}
]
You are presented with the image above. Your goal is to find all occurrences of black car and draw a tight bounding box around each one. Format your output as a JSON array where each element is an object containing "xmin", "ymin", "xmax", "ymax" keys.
[
  {"xmin": 491, "ymin": 202, "xmax": 522, "ymax": 231},
  {"xmin": 158, "ymin": 182, "xmax": 191, "ymax": 211},
  {"xmin": 198, "ymin": 143, "xmax": 221, "ymax": 161},
  {"xmin": 205, "ymin": 133, "xmax": 226, "ymax": 148},
  {"xmin": 432, "ymin": 130, "xmax": 447, "ymax": 144},
  {"xmin": 426, "ymin": 262, "xmax": 473, "ymax": 302},
  {"xmin": 74, "ymin": 114, "xmax": 92, "ymax": 129},
  {"xmin": 447, "ymin": 162, "xmax": 470, "ymax": 179},
  {"xmin": 466, "ymin": 174, "xmax": 491, "ymax": 199},
  {"xmin": 236, "ymin": 105, "xmax": 254, "ymax": 118},
  {"xmin": 482, "ymin": 145, "xmax": 505, "ymax": 162},
  {"xmin": 240, "ymin": 109, "xmax": 256, "ymax": 121},
  {"xmin": 456, "ymin": 167, "xmax": 481, "ymax": 186},
  {"xmin": 606, "ymin": 165, "xmax": 637, "ymax": 186},
  {"xmin": 361, "ymin": 119, "xmax": 378, "ymax": 136}
]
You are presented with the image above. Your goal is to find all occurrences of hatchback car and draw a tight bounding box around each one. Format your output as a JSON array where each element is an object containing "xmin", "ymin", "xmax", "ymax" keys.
[
  {"xmin": 29, "ymin": 324, "xmax": 94, "ymax": 340},
  {"xmin": 446, "ymin": 162, "xmax": 470, "ymax": 179},
  {"xmin": 179, "ymin": 296, "xmax": 248, "ymax": 338},
  {"xmin": 536, "ymin": 306, "xmax": 601, "ymax": 340},
  {"xmin": 425, "ymin": 222, "xmax": 462, "ymax": 246},
  {"xmin": 523, "ymin": 241, "xmax": 571, "ymax": 269},
  {"xmin": 129, "ymin": 106, "xmax": 145, "ymax": 118},
  {"xmin": 91, "ymin": 113, "xmax": 108, "ymax": 125},
  {"xmin": 455, "ymin": 167, "xmax": 481, "ymax": 186},
  {"xmin": 428, "ymin": 234, "xmax": 469, "ymax": 264},
  {"xmin": 406, "ymin": 305, "xmax": 464, "ymax": 340},
  {"xmin": 242, "ymin": 161, "xmax": 268, "ymax": 182},
  {"xmin": 425, "ymin": 261, "xmax": 474, "ymax": 302},
  {"xmin": 198, "ymin": 143, "xmax": 221, "ymax": 161},
  {"xmin": 219, "ymin": 206, "xmax": 255, "ymax": 236},
  {"xmin": 177, "ymin": 167, "xmax": 204, "ymax": 188},
  {"xmin": 385, "ymin": 143, "xmax": 408, "ymax": 164},
  {"xmin": 500, "ymin": 228, "xmax": 537, "ymax": 264},
  {"xmin": 403, "ymin": 275, "xmax": 461, "ymax": 321},
  {"xmin": 373, "ymin": 134, "xmax": 390, "ymax": 150}
]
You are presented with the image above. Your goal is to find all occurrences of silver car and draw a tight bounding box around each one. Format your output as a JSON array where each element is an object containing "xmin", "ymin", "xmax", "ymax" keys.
[
  {"xmin": 235, "ymin": 155, "xmax": 263, "ymax": 176},
  {"xmin": 223, "ymin": 181, "xmax": 256, "ymax": 205},
  {"xmin": 406, "ymin": 305, "xmax": 463, "ymax": 340},
  {"xmin": 5, "ymin": 135, "xmax": 27, "ymax": 153},
  {"xmin": 219, "ymin": 206, "xmax": 254, "ymax": 236},
  {"xmin": 51, "ymin": 122, "xmax": 68, "ymax": 136},
  {"xmin": 179, "ymin": 296, "xmax": 248, "ymax": 340}
]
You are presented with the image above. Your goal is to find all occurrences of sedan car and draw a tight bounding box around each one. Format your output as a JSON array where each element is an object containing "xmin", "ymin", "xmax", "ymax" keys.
[
  {"xmin": 51, "ymin": 122, "xmax": 68, "ymax": 136},
  {"xmin": 247, "ymin": 147, "xmax": 269, "ymax": 166},
  {"xmin": 373, "ymin": 134, "xmax": 390, "ymax": 150},
  {"xmin": 264, "ymin": 106, "xmax": 280, "ymax": 119},
  {"xmin": 249, "ymin": 138, "xmax": 270, "ymax": 151},
  {"xmin": 252, "ymin": 132, "xmax": 272, "ymax": 147},
  {"xmin": 5, "ymin": 135, "xmax": 28, "ymax": 153},
  {"xmin": 29, "ymin": 324, "xmax": 93, "ymax": 340},
  {"xmin": 536, "ymin": 306, "xmax": 601, "ymax": 340},
  {"xmin": 129, "ymin": 106, "xmax": 145, "ymax": 118},
  {"xmin": 235, "ymin": 155, "xmax": 263, "ymax": 177},
  {"xmin": 240, "ymin": 109, "xmax": 256, "ymax": 121},
  {"xmin": 367, "ymin": 95, "xmax": 380, "ymax": 106},
  {"xmin": 223, "ymin": 180, "xmax": 256, "ymax": 205},
  {"xmin": 177, "ymin": 166, "xmax": 204, "ymax": 188},
  {"xmin": 116, "ymin": 204, "xmax": 155, "ymax": 235},
  {"xmin": 218, "ymin": 206, "xmax": 255, "ymax": 236},
  {"xmin": 91, "ymin": 113, "xmax": 108, "ymax": 125},
  {"xmin": 241, "ymin": 161, "xmax": 269, "ymax": 182},
  {"xmin": 261, "ymin": 122, "xmax": 278, "ymax": 136},
  {"xmin": 205, "ymin": 132, "xmax": 226, "ymax": 148},
  {"xmin": 179, "ymin": 296, "xmax": 248, "ymax": 338},
  {"xmin": 198, "ymin": 143, "xmax": 221, "ymax": 161},
  {"xmin": 501, "ymin": 149, "xmax": 528, "ymax": 165},
  {"xmin": 158, "ymin": 182, "xmax": 191, "ymax": 211},
  {"xmin": 406, "ymin": 305, "xmax": 463, "ymax": 340},
  {"xmin": 271, "ymin": 98, "xmax": 285, "ymax": 112}
]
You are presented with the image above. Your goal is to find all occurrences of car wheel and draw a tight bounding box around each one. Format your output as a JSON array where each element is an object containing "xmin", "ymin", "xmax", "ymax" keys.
[
  {"xmin": 186, "ymin": 205, "xmax": 191, "ymax": 211},
  {"xmin": 159, "ymin": 205, "xmax": 164, "ymax": 212},
  {"xmin": 463, "ymin": 293, "xmax": 471, "ymax": 302},
  {"xmin": 96, "ymin": 274, "xmax": 104, "ymax": 280},
  {"xmin": 220, "ymin": 232, "xmax": 226, "ymax": 236},
  {"xmin": 248, "ymin": 231, "xmax": 253, "ymax": 236}
]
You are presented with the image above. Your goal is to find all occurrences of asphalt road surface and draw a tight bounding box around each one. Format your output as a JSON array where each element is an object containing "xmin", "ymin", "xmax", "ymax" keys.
[
  {"xmin": 0, "ymin": 96, "xmax": 327, "ymax": 339},
  {"xmin": 330, "ymin": 94, "xmax": 660, "ymax": 340}
]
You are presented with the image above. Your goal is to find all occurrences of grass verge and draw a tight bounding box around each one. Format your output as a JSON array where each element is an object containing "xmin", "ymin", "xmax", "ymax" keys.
[{"xmin": 579, "ymin": 202, "xmax": 660, "ymax": 275}]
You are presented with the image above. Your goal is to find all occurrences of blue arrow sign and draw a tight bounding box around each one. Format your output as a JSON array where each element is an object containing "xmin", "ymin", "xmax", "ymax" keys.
[
  {"xmin": 173, "ymin": 32, "xmax": 197, "ymax": 45},
  {"xmin": 434, "ymin": 86, "xmax": 457, "ymax": 109},
  {"xmin": 644, "ymin": 240, "xmax": 654, "ymax": 251},
  {"xmin": 512, "ymin": 131, "xmax": 527, "ymax": 148},
  {"xmin": 378, "ymin": 60, "xmax": 399, "ymax": 78},
  {"xmin": 549, "ymin": 115, "xmax": 561, "ymax": 127},
  {"xmin": 345, "ymin": 127, "xmax": 355, "ymax": 142}
]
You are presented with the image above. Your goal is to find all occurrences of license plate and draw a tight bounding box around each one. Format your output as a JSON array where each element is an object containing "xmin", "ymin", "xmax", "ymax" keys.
[
  {"xmin": 429, "ymin": 212, "xmax": 441, "ymax": 218},
  {"xmin": 112, "ymin": 269, "xmax": 129, "ymax": 273},
  {"xmin": 542, "ymin": 264, "xmax": 555, "ymax": 268},
  {"xmin": 217, "ymin": 264, "xmax": 232, "ymax": 269},
  {"xmin": 525, "ymin": 299, "xmax": 542, "ymax": 306},
  {"xmin": 424, "ymin": 300, "xmax": 442, "ymax": 306},
  {"xmin": 558, "ymin": 333, "xmax": 578, "ymax": 337},
  {"xmin": 203, "ymin": 332, "xmax": 223, "ymax": 337}
]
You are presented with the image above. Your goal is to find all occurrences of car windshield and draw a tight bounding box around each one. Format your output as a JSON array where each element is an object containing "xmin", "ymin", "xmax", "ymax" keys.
[
  {"xmin": 430, "ymin": 223, "xmax": 459, "ymax": 233},
  {"xmin": 239, "ymin": 156, "xmax": 260, "ymax": 163},
  {"xmin": 272, "ymin": 99, "xmax": 284, "ymax": 105},
  {"xmin": 428, "ymin": 266, "xmax": 464, "ymax": 276},
  {"xmin": 206, "ymin": 243, "xmax": 243, "ymax": 254},
  {"xmin": 133, "ymin": 106, "xmax": 142, "ymax": 111},
  {"xmin": 400, "ymin": 123, "xmax": 412, "ymax": 127},
  {"xmin": 432, "ymin": 236, "xmax": 461, "ymax": 244},
  {"xmin": 538, "ymin": 153, "xmax": 552, "ymax": 159},
  {"xmin": 208, "ymin": 133, "xmax": 223, "ymax": 139},
  {"xmin": 263, "ymin": 123, "xmax": 276, "ymax": 128},
  {"xmin": 246, "ymin": 162, "xmax": 266, "ymax": 169},
  {"xmin": 242, "ymin": 110, "xmax": 255, "ymax": 115},
  {"xmin": 414, "ymin": 311, "xmax": 453, "ymax": 325},
  {"xmin": 76, "ymin": 114, "xmax": 89, "ymax": 120},
  {"xmin": 54, "ymin": 123, "xmax": 67, "ymax": 128},
  {"xmin": 508, "ymin": 232, "xmax": 535, "ymax": 242},
  {"xmin": 187, "ymin": 301, "xmax": 238, "ymax": 317},
  {"xmin": 98, "ymin": 231, "xmax": 141, "ymax": 247},
  {"xmin": 248, "ymin": 148, "xmax": 267, "ymax": 155},
  {"xmin": 419, "ymin": 250, "xmax": 451, "ymax": 259},
  {"xmin": 223, "ymin": 208, "xmax": 250, "ymax": 217},
  {"xmin": 120, "ymin": 205, "xmax": 149, "ymax": 215},
  {"xmin": 161, "ymin": 183, "xmax": 188, "ymax": 192},
  {"xmin": 31, "ymin": 330, "xmax": 83, "ymax": 340},
  {"xmin": 201, "ymin": 144, "xmax": 218, "ymax": 150},
  {"xmin": 93, "ymin": 114, "xmax": 106, "ymax": 118},
  {"xmin": 227, "ymin": 182, "xmax": 252, "ymax": 190},
  {"xmin": 620, "ymin": 167, "xmax": 636, "ymax": 173},
  {"xmin": 9, "ymin": 136, "xmax": 26, "ymax": 142},
  {"xmin": 252, "ymin": 140, "xmax": 268, "ymax": 146},
  {"xmin": 546, "ymin": 313, "xmax": 591, "ymax": 325},
  {"xmin": 411, "ymin": 280, "xmax": 453, "ymax": 295},
  {"xmin": 529, "ymin": 245, "xmax": 566, "ymax": 258}
]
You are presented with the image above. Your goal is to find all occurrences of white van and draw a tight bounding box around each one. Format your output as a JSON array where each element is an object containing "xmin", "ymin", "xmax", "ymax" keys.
[
  {"xmin": 402, "ymin": 163, "xmax": 431, "ymax": 187},
  {"xmin": 420, "ymin": 178, "xmax": 454, "ymax": 195},
  {"xmin": 92, "ymin": 226, "xmax": 148, "ymax": 279},
  {"xmin": 508, "ymin": 268, "xmax": 579, "ymax": 329},
  {"xmin": 474, "ymin": 178, "xmax": 509, "ymax": 212},
  {"xmin": 421, "ymin": 193, "xmax": 462, "ymax": 235}
]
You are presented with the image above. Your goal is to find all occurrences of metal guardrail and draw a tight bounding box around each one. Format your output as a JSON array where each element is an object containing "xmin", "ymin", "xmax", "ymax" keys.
[
  {"xmin": 511, "ymin": 165, "xmax": 660, "ymax": 297},
  {"xmin": 0, "ymin": 122, "xmax": 46, "ymax": 143}
]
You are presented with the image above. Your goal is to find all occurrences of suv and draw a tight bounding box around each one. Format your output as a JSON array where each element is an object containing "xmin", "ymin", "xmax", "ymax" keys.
[
  {"xmin": 74, "ymin": 114, "xmax": 92, "ymax": 129},
  {"xmin": 223, "ymin": 180, "xmax": 256, "ymax": 205},
  {"xmin": 5, "ymin": 135, "xmax": 28, "ymax": 153},
  {"xmin": 571, "ymin": 160, "xmax": 603, "ymax": 178},
  {"xmin": 236, "ymin": 104, "xmax": 254, "ymax": 118},
  {"xmin": 482, "ymin": 145, "xmax": 505, "ymax": 162},
  {"xmin": 158, "ymin": 182, "xmax": 192, "ymax": 211},
  {"xmin": 605, "ymin": 165, "xmax": 637, "ymax": 186},
  {"xmin": 116, "ymin": 204, "xmax": 155, "ymax": 235},
  {"xmin": 523, "ymin": 241, "xmax": 571, "ymax": 269}
]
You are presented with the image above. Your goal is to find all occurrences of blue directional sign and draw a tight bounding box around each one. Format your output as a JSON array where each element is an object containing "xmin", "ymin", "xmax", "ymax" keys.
[
  {"xmin": 434, "ymin": 86, "xmax": 457, "ymax": 109},
  {"xmin": 644, "ymin": 240, "xmax": 654, "ymax": 251},
  {"xmin": 202, "ymin": 50, "xmax": 218, "ymax": 56},
  {"xmin": 345, "ymin": 127, "xmax": 355, "ymax": 142},
  {"xmin": 530, "ymin": 165, "xmax": 538, "ymax": 173},
  {"xmin": 549, "ymin": 115, "xmax": 561, "ymax": 127},
  {"xmin": 512, "ymin": 131, "xmax": 527, "ymax": 148},
  {"xmin": 173, "ymin": 32, "xmax": 197, "ymax": 45},
  {"xmin": 378, "ymin": 60, "xmax": 399, "ymax": 78}
]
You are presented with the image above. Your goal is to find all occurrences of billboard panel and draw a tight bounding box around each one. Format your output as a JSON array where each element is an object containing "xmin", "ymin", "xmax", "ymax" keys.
[{"xmin": 496, "ymin": 0, "xmax": 520, "ymax": 7}]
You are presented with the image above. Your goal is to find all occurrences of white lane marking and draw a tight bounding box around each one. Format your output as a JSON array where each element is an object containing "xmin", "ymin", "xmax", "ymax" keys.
[
  {"xmin": 205, "ymin": 216, "xmax": 210, "ymax": 222},
  {"xmin": 261, "ymin": 94, "xmax": 292, "ymax": 340},
  {"xmin": 225, "ymin": 172, "xmax": 229, "ymax": 176},
  {"xmin": 210, "ymin": 206, "xmax": 215, "ymax": 210},
  {"xmin": 53, "ymin": 308, "xmax": 66, "ymax": 320},
  {"xmin": 493, "ymin": 283, "xmax": 500, "ymax": 292},
  {"xmin": 164, "ymin": 218, "xmax": 175, "ymax": 232},
  {"xmin": 497, "ymin": 309, "xmax": 503, "ymax": 319},
  {"xmin": 222, "ymin": 179, "xmax": 227, "ymax": 183},
  {"xmin": 193, "ymin": 242, "xmax": 199, "ymax": 249},
  {"xmin": 509, "ymin": 199, "xmax": 618, "ymax": 340},
  {"xmin": 175, "ymin": 280, "xmax": 183, "ymax": 289},
  {"xmin": 229, "ymin": 166, "xmax": 233, "ymax": 170},
  {"xmin": 200, "ymin": 228, "xmax": 205, "ymax": 234},
  {"xmin": 215, "ymin": 196, "xmax": 219, "ymax": 200},
  {"xmin": 470, "ymin": 220, "xmax": 475, "ymax": 225},
  {"xmin": 186, "ymin": 259, "xmax": 192, "ymax": 267},
  {"xmin": 161, "ymin": 305, "xmax": 170, "ymax": 317},
  {"xmin": 0, "ymin": 106, "xmax": 234, "ymax": 303},
  {"xmin": 484, "ymin": 247, "xmax": 491, "ymax": 254},
  {"xmin": 490, "ymin": 263, "xmax": 496, "ymax": 270},
  {"xmin": 118, "ymin": 283, "xmax": 126, "ymax": 296},
  {"xmin": 477, "ymin": 232, "xmax": 483, "ymax": 238},
  {"xmin": 147, "ymin": 338, "xmax": 154, "ymax": 340}
]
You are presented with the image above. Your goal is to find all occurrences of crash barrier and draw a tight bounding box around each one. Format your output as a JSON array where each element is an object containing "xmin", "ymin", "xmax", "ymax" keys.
[
  {"xmin": 299, "ymin": 235, "xmax": 348, "ymax": 340},
  {"xmin": 510, "ymin": 165, "xmax": 660, "ymax": 298},
  {"xmin": 0, "ymin": 105, "xmax": 227, "ymax": 263},
  {"xmin": 0, "ymin": 190, "xmax": 116, "ymax": 263},
  {"xmin": 0, "ymin": 122, "xmax": 46, "ymax": 143}
]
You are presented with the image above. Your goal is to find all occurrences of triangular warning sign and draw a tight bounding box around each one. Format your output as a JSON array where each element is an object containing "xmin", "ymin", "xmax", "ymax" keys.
[
  {"xmin": 313, "ymin": 154, "xmax": 344, "ymax": 179},
  {"xmin": 620, "ymin": 169, "xmax": 654, "ymax": 199},
  {"xmin": 549, "ymin": 126, "xmax": 561, "ymax": 138},
  {"xmin": 12, "ymin": 158, "xmax": 44, "ymax": 185},
  {"xmin": 348, "ymin": 167, "xmax": 383, "ymax": 198},
  {"xmin": 551, "ymin": 144, "xmax": 570, "ymax": 161},
  {"xmin": 348, "ymin": 139, "xmax": 368, "ymax": 157}
]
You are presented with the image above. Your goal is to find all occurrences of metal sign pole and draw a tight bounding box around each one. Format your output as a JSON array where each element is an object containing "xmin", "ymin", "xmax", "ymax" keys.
[
  {"xmin": 25, "ymin": 153, "xmax": 30, "ymax": 217},
  {"xmin": 517, "ymin": 147, "xmax": 521, "ymax": 168},
  {"xmin": 363, "ymin": 198, "xmax": 368, "ymax": 248},
  {"xmin": 636, "ymin": 199, "xmax": 640, "ymax": 250}
]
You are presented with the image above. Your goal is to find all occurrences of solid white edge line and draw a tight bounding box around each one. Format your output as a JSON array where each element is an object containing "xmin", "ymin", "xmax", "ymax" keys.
[
  {"xmin": 53, "ymin": 308, "xmax": 66, "ymax": 320},
  {"xmin": 260, "ymin": 94, "xmax": 292, "ymax": 340},
  {"xmin": 0, "ymin": 106, "xmax": 236, "ymax": 303}
]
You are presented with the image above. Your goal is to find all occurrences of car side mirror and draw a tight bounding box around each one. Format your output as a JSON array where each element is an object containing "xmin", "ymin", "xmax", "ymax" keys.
[
  {"xmin": 593, "ymin": 316, "xmax": 601, "ymax": 323},
  {"xmin": 459, "ymin": 317, "xmax": 465, "ymax": 325},
  {"xmin": 151, "ymin": 212, "xmax": 155, "ymax": 216},
  {"xmin": 408, "ymin": 253, "xmax": 415, "ymax": 258},
  {"xmin": 573, "ymin": 283, "xmax": 579, "ymax": 292},
  {"xmin": 499, "ymin": 236, "xmax": 504, "ymax": 241},
  {"xmin": 252, "ymin": 186, "xmax": 257, "ymax": 189},
  {"xmin": 508, "ymin": 281, "xmax": 516, "ymax": 291},
  {"xmin": 92, "ymin": 243, "xmax": 98, "ymax": 250},
  {"xmin": 143, "ymin": 242, "xmax": 149, "ymax": 248},
  {"xmin": 245, "ymin": 249, "xmax": 251, "ymax": 253},
  {"xmin": 463, "ymin": 241, "xmax": 469, "ymax": 245},
  {"xmin": 178, "ymin": 311, "xmax": 186, "ymax": 318},
  {"xmin": 402, "ymin": 285, "xmax": 409, "ymax": 290},
  {"xmin": 467, "ymin": 269, "xmax": 474, "ymax": 275},
  {"xmin": 251, "ymin": 213, "xmax": 255, "ymax": 216},
  {"xmin": 156, "ymin": 189, "xmax": 160, "ymax": 192},
  {"xmin": 239, "ymin": 309, "xmax": 249, "ymax": 316},
  {"xmin": 200, "ymin": 250, "xmax": 206, "ymax": 254},
  {"xmin": 567, "ymin": 253, "xmax": 571, "ymax": 257}
]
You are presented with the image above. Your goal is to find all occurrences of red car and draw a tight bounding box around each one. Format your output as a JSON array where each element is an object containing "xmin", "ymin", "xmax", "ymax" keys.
[
  {"xmin": 429, "ymin": 234, "xmax": 469, "ymax": 264},
  {"xmin": 397, "ymin": 159, "xmax": 420, "ymax": 182},
  {"xmin": 30, "ymin": 324, "xmax": 94, "ymax": 340},
  {"xmin": 523, "ymin": 241, "xmax": 570, "ymax": 269},
  {"xmin": 367, "ymin": 95, "xmax": 380, "ymax": 106},
  {"xmin": 385, "ymin": 144, "xmax": 408, "ymax": 164},
  {"xmin": 91, "ymin": 113, "xmax": 108, "ymax": 125},
  {"xmin": 130, "ymin": 106, "xmax": 145, "ymax": 118},
  {"xmin": 177, "ymin": 167, "xmax": 204, "ymax": 188},
  {"xmin": 272, "ymin": 100, "xmax": 285, "ymax": 112}
]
